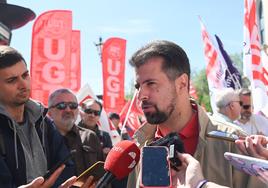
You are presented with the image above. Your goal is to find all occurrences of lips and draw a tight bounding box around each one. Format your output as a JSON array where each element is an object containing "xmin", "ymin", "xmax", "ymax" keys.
[{"xmin": 141, "ymin": 104, "xmax": 155, "ymax": 113}]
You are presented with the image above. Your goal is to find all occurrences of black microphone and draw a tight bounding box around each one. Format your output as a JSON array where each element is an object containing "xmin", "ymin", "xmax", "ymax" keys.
[{"xmin": 149, "ymin": 132, "xmax": 185, "ymax": 167}]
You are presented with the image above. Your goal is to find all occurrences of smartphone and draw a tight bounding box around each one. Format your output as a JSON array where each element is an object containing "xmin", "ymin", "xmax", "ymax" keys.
[
  {"xmin": 140, "ymin": 146, "xmax": 171, "ymax": 188},
  {"xmin": 43, "ymin": 150, "xmax": 76, "ymax": 179},
  {"xmin": 224, "ymin": 152, "xmax": 268, "ymax": 176},
  {"xmin": 206, "ymin": 130, "xmax": 239, "ymax": 142},
  {"xmin": 72, "ymin": 161, "xmax": 105, "ymax": 187}
]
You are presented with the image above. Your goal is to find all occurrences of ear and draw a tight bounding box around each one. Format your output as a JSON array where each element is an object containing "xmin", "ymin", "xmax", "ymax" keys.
[
  {"xmin": 228, "ymin": 102, "xmax": 234, "ymax": 109},
  {"xmin": 175, "ymin": 73, "xmax": 189, "ymax": 92}
]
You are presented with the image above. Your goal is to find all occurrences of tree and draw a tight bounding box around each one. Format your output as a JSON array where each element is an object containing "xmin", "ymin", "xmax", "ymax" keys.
[{"xmin": 192, "ymin": 69, "xmax": 212, "ymax": 112}]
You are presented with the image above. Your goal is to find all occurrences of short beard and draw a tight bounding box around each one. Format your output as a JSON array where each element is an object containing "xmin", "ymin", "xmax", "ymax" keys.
[
  {"xmin": 14, "ymin": 98, "xmax": 29, "ymax": 106},
  {"xmin": 62, "ymin": 118, "xmax": 75, "ymax": 130},
  {"xmin": 145, "ymin": 104, "xmax": 174, "ymax": 124},
  {"xmin": 241, "ymin": 112, "xmax": 251, "ymax": 121}
]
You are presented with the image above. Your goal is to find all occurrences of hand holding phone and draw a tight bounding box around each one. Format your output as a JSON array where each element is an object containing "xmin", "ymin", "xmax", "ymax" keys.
[
  {"xmin": 43, "ymin": 150, "xmax": 76, "ymax": 179},
  {"xmin": 72, "ymin": 161, "xmax": 105, "ymax": 187},
  {"xmin": 140, "ymin": 146, "xmax": 171, "ymax": 188}
]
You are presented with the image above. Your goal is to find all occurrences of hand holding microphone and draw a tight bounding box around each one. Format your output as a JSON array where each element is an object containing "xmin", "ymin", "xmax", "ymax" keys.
[{"xmin": 96, "ymin": 140, "xmax": 140, "ymax": 188}]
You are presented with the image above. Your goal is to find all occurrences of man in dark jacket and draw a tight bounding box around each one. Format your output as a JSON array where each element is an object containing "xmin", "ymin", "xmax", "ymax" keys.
[
  {"xmin": 78, "ymin": 99, "xmax": 113, "ymax": 159},
  {"xmin": 0, "ymin": 45, "xmax": 74, "ymax": 187},
  {"xmin": 48, "ymin": 88, "xmax": 104, "ymax": 175}
]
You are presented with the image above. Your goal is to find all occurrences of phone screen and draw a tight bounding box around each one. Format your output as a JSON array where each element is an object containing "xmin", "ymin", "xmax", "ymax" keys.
[
  {"xmin": 73, "ymin": 161, "xmax": 105, "ymax": 187},
  {"xmin": 206, "ymin": 130, "xmax": 239, "ymax": 142},
  {"xmin": 141, "ymin": 146, "xmax": 171, "ymax": 187},
  {"xmin": 43, "ymin": 150, "xmax": 76, "ymax": 179}
]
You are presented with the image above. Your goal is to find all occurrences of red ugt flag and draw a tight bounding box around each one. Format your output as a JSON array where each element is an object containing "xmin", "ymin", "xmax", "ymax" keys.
[
  {"xmin": 102, "ymin": 37, "xmax": 126, "ymax": 113},
  {"xmin": 31, "ymin": 10, "xmax": 73, "ymax": 105}
]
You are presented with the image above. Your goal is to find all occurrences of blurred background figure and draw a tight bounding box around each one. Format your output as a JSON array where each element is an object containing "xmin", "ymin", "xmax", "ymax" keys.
[
  {"xmin": 109, "ymin": 112, "xmax": 130, "ymax": 141},
  {"xmin": 214, "ymin": 88, "xmax": 242, "ymax": 122},
  {"xmin": 79, "ymin": 99, "xmax": 113, "ymax": 159},
  {"xmin": 235, "ymin": 88, "xmax": 268, "ymax": 136},
  {"xmin": 48, "ymin": 89, "xmax": 104, "ymax": 175}
]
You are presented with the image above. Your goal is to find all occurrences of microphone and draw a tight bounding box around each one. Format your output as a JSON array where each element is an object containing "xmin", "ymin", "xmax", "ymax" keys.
[{"xmin": 96, "ymin": 140, "xmax": 140, "ymax": 188}]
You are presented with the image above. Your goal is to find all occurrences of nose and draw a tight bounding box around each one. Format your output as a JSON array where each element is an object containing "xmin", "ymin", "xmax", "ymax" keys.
[
  {"xmin": 137, "ymin": 87, "xmax": 149, "ymax": 102},
  {"xmin": 18, "ymin": 77, "xmax": 28, "ymax": 89}
]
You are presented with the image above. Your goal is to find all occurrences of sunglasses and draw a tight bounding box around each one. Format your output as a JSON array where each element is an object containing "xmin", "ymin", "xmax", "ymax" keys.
[
  {"xmin": 50, "ymin": 102, "xmax": 78, "ymax": 110},
  {"xmin": 83, "ymin": 108, "xmax": 101, "ymax": 116},
  {"xmin": 242, "ymin": 104, "xmax": 251, "ymax": 110}
]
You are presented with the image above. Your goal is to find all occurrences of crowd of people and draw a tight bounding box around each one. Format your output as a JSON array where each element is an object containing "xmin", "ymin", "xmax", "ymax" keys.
[{"xmin": 1, "ymin": 40, "xmax": 268, "ymax": 188}]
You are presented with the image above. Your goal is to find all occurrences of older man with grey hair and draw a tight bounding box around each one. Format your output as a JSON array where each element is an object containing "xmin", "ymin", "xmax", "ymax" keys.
[
  {"xmin": 215, "ymin": 88, "xmax": 242, "ymax": 122},
  {"xmin": 48, "ymin": 88, "xmax": 104, "ymax": 176}
]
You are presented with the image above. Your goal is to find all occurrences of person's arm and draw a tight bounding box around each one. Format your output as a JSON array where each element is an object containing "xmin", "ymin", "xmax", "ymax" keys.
[
  {"xmin": 18, "ymin": 165, "xmax": 66, "ymax": 188},
  {"xmin": 174, "ymin": 153, "xmax": 228, "ymax": 188},
  {"xmin": 235, "ymin": 135, "xmax": 268, "ymax": 159},
  {"xmin": 18, "ymin": 166, "xmax": 96, "ymax": 188}
]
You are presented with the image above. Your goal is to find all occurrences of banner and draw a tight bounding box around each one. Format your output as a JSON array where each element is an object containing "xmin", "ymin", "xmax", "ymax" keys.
[
  {"xmin": 120, "ymin": 90, "xmax": 144, "ymax": 137},
  {"xmin": 31, "ymin": 10, "xmax": 72, "ymax": 105},
  {"xmin": 215, "ymin": 35, "xmax": 242, "ymax": 90},
  {"xmin": 102, "ymin": 37, "xmax": 126, "ymax": 114},
  {"xmin": 70, "ymin": 30, "xmax": 81, "ymax": 92},
  {"xmin": 243, "ymin": 0, "xmax": 268, "ymax": 112},
  {"xmin": 199, "ymin": 17, "xmax": 226, "ymax": 112}
]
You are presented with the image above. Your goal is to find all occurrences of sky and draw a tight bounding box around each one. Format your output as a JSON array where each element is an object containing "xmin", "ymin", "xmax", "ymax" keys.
[{"xmin": 9, "ymin": 0, "xmax": 244, "ymax": 96}]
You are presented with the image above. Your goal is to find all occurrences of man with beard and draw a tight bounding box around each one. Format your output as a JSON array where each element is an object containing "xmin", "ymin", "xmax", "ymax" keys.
[
  {"xmin": 235, "ymin": 88, "xmax": 268, "ymax": 135},
  {"xmin": 48, "ymin": 89, "xmax": 104, "ymax": 175},
  {"xmin": 0, "ymin": 45, "xmax": 74, "ymax": 187},
  {"xmin": 126, "ymin": 40, "xmax": 265, "ymax": 188}
]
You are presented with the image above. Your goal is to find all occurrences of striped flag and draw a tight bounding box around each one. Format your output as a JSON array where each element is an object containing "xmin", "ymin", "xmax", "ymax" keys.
[
  {"xmin": 199, "ymin": 17, "xmax": 226, "ymax": 112},
  {"xmin": 243, "ymin": 0, "xmax": 268, "ymax": 112}
]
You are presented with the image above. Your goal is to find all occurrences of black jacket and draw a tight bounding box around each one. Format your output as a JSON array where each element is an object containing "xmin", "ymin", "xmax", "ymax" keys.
[{"xmin": 0, "ymin": 100, "xmax": 75, "ymax": 188}]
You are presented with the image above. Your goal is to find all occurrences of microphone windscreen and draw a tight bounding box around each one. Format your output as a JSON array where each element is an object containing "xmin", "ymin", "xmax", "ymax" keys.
[{"xmin": 104, "ymin": 140, "xmax": 140, "ymax": 179}]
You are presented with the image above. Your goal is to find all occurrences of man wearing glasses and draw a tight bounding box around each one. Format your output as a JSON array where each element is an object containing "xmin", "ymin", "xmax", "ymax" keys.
[
  {"xmin": 48, "ymin": 89, "xmax": 104, "ymax": 175},
  {"xmin": 78, "ymin": 99, "xmax": 113, "ymax": 159},
  {"xmin": 235, "ymin": 88, "xmax": 268, "ymax": 136},
  {"xmin": 214, "ymin": 88, "xmax": 242, "ymax": 122}
]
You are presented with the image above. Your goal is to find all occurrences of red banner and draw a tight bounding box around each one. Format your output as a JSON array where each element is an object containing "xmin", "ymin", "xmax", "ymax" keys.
[
  {"xmin": 70, "ymin": 30, "xmax": 81, "ymax": 92},
  {"xmin": 102, "ymin": 37, "xmax": 126, "ymax": 113},
  {"xmin": 119, "ymin": 91, "xmax": 144, "ymax": 137},
  {"xmin": 30, "ymin": 10, "xmax": 73, "ymax": 105}
]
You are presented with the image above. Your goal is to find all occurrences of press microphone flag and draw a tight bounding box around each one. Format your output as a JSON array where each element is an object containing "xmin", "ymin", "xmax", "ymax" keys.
[{"xmin": 96, "ymin": 140, "xmax": 140, "ymax": 188}]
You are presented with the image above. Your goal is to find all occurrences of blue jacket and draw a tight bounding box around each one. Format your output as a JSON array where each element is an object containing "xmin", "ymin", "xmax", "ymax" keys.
[{"xmin": 0, "ymin": 100, "xmax": 75, "ymax": 188}]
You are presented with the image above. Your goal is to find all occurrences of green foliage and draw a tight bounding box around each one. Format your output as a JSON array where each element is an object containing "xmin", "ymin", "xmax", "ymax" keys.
[{"xmin": 191, "ymin": 69, "xmax": 212, "ymax": 112}]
